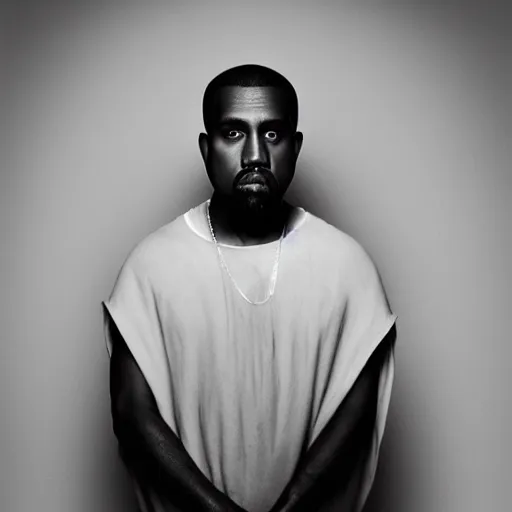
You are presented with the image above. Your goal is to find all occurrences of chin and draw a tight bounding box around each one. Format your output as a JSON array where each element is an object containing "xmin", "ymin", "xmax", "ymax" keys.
[{"xmin": 236, "ymin": 192, "xmax": 276, "ymax": 218}]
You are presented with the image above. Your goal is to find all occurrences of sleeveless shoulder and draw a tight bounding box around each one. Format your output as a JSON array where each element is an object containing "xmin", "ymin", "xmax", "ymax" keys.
[
  {"xmin": 300, "ymin": 212, "xmax": 380, "ymax": 284},
  {"xmin": 119, "ymin": 212, "xmax": 195, "ymax": 280}
]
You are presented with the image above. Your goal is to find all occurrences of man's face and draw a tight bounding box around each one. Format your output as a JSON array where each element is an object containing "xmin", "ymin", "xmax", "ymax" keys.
[{"xmin": 199, "ymin": 86, "xmax": 302, "ymax": 215}]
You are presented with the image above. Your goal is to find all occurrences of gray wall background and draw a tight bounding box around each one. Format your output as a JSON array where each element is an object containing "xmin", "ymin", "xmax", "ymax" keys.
[{"xmin": 1, "ymin": 1, "xmax": 510, "ymax": 511}]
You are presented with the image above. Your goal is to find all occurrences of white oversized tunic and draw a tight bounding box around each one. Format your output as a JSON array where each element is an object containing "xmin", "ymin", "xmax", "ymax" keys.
[{"xmin": 102, "ymin": 200, "xmax": 398, "ymax": 512}]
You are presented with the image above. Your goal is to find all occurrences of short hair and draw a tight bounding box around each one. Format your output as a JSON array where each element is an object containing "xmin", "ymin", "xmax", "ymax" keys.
[{"xmin": 202, "ymin": 64, "xmax": 299, "ymax": 133}]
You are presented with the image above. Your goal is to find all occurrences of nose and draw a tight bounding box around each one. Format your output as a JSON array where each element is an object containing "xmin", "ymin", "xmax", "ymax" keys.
[{"xmin": 241, "ymin": 131, "xmax": 269, "ymax": 169}]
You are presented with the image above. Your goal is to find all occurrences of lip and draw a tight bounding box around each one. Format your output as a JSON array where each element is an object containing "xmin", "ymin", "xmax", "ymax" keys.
[{"xmin": 238, "ymin": 170, "xmax": 268, "ymax": 186}]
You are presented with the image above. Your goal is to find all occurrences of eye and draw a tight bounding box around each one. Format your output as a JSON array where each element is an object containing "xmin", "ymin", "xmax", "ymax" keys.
[
  {"xmin": 224, "ymin": 130, "xmax": 243, "ymax": 140},
  {"xmin": 264, "ymin": 130, "xmax": 280, "ymax": 142}
]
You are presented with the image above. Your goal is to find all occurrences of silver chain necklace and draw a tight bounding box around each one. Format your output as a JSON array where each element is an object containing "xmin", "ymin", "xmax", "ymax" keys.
[{"xmin": 206, "ymin": 199, "xmax": 285, "ymax": 305}]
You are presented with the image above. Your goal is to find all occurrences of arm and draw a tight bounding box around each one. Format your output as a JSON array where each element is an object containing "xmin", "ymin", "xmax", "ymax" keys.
[
  {"xmin": 108, "ymin": 315, "xmax": 247, "ymax": 512},
  {"xmin": 270, "ymin": 324, "xmax": 396, "ymax": 512}
]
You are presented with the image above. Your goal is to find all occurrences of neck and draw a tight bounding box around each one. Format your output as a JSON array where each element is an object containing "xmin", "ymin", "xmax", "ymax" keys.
[{"xmin": 208, "ymin": 192, "xmax": 290, "ymax": 246}]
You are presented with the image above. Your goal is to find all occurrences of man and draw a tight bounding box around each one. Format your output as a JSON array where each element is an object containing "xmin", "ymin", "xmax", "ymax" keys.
[{"xmin": 103, "ymin": 64, "xmax": 398, "ymax": 512}]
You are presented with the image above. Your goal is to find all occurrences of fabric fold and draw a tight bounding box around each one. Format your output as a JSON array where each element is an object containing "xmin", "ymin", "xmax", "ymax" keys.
[{"xmin": 102, "ymin": 201, "xmax": 398, "ymax": 512}]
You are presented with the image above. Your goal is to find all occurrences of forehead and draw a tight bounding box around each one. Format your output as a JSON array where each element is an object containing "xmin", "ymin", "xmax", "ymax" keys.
[{"xmin": 211, "ymin": 86, "xmax": 291, "ymax": 123}]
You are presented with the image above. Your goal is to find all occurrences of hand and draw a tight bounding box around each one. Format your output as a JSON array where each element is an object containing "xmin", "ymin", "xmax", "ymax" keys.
[
  {"xmin": 274, "ymin": 505, "xmax": 294, "ymax": 512},
  {"xmin": 268, "ymin": 496, "xmax": 296, "ymax": 512},
  {"xmin": 225, "ymin": 504, "xmax": 249, "ymax": 512}
]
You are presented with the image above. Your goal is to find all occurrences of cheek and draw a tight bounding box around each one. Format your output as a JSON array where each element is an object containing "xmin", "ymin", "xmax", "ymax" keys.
[
  {"xmin": 210, "ymin": 142, "xmax": 238, "ymax": 167},
  {"xmin": 208, "ymin": 144, "xmax": 241, "ymax": 189},
  {"xmin": 271, "ymin": 146, "xmax": 296, "ymax": 177}
]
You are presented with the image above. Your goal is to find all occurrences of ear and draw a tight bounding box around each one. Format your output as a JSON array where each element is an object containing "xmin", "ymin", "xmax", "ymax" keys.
[
  {"xmin": 293, "ymin": 131, "xmax": 303, "ymax": 159},
  {"xmin": 198, "ymin": 132, "xmax": 209, "ymax": 165}
]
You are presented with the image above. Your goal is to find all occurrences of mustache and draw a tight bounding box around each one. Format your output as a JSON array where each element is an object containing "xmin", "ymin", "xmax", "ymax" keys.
[{"xmin": 233, "ymin": 166, "xmax": 276, "ymax": 189}]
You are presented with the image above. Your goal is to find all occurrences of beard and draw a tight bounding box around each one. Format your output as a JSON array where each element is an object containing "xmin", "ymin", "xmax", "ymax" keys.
[
  {"xmin": 233, "ymin": 188, "xmax": 275, "ymax": 216},
  {"xmin": 231, "ymin": 167, "xmax": 280, "ymax": 221}
]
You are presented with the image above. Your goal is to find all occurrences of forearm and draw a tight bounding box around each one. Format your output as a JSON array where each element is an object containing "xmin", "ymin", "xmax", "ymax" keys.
[
  {"xmin": 108, "ymin": 312, "xmax": 245, "ymax": 512},
  {"xmin": 270, "ymin": 408, "xmax": 375, "ymax": 512},
  {"xmin": 271, "ymin": 333, "xmax": 393, "ymax": 512},
  {"xmin": 116, "ymin": 407, "xmax": 245, "ymax": 512}
]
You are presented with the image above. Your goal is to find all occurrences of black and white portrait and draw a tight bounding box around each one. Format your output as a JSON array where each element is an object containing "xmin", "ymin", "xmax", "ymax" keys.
[{"xmin": 1, "ymin": 2, "xmax": 509, "ymax": 512}]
